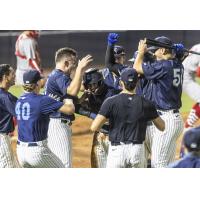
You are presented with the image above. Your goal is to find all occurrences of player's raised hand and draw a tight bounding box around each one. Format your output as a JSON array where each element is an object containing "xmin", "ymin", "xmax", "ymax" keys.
[
  {"xmin": 107, "ymin": 33, "xmax": 119, "ymax": 46},
  {"xmin": 138, "ymin": 39, "xmax": 148, "ymax": 55},
  {"xmin": 77, "ymin": 55, "xmax": 93, "ymax": 72}
]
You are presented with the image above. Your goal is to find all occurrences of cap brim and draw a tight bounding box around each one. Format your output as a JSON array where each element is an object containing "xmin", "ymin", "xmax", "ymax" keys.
[{"xmin": 147, "ymin": 46, "xmax": 159, "ymax": 52}]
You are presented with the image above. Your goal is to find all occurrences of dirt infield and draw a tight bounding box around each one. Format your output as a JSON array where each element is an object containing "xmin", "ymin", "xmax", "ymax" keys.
[{"xmin": 11, "ymin": 113, "xmax": 196, "ymax": 168}]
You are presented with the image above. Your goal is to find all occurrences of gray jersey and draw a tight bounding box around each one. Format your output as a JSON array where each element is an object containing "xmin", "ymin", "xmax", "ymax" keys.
[
  {"xmin": 183, "ymin": 44, "xmax": 200, "ymax": 82},
  {"xmin": 16, "ymin": 35, "xmax": 38, "ymax": 71}
]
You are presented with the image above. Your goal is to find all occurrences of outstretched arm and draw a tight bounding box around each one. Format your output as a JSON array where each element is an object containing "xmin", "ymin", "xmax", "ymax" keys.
[{"xmin": 90, "ymin": 114, "xmax": 107, "ymax": 132}]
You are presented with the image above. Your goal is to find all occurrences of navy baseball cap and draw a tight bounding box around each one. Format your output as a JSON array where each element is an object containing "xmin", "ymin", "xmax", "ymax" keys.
[
  {"xmin": 120, "ymin": 68, "xmax": 138, "ymax": 83},
  {"xmin": 148, "ymin": 36, "xmax": 173, "ymax": 52},
  {"xmin": 184, "ymin": 127, "xmax": 200, "ymax": 151},
  {"xmin": 23, "ymin": 70, "xmax": 43, "ymax": 84}
]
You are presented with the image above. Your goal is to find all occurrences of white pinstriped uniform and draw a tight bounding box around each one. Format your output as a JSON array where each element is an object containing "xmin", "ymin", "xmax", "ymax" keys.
[
  {"xmin": 91, "ymin": 132, "xmax": 109, "ymax": 168},
  {"xmin": 106, "ymin": 143, "xmax": 145, "ymax": 168},
  {"xmin": 47, "ymin": 118, "xmax": 72, "ymax": 168},
  {"xmin": 0, "ymin": 134, "xmax": 18, "ymax": 168},
  {"xmin": 17, "ymin": 139, "xmax": 64, "ymax": 168},
  {"xmin": 144, "ymin": 110, "xmax": 184, "ymax": 168},
  {"xmin": 183, "ymin": 44, "xmax": 200, "ymax": 102}
]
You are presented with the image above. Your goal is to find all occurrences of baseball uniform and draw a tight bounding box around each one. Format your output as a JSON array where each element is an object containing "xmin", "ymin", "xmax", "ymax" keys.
[
  {"xmin": 16, "ymin": 92, "xmax": 65, "ymax": 168},
  {"xmin": 77, "ymin": 69, "xmax": 120, "ymax": 168},
  {"xmin": 183, "ymin": 44, "xmax": 200, "ymax": 102},
  {"xmin": 98, "ymin": 92, "xmax": 159, "ymax": 168},
  {"xmin": 141, "ymin": 56, "xmax": 184, "ymax": 168},
  {"xmin": 15, "ymin": 31, "xmax": 41, "ymax": 85},
  {"xmin": 44, "ymin": 69, "xmax": 74, "ymax": 168},
  {"xmin": 0, "ymin": 88, "xmax": 18, "ymax": 168}
]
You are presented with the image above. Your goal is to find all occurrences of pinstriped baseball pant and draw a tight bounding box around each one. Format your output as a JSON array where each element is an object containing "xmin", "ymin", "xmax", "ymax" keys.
[
  {"xmin": 91, "ymin": 132, "xmax": 109, "ymax": 168},
  {"xmin": 47, "ymin": 118, "xmax": 72, "ymax": 168},
  {"xmin": 17, "ymin": 140, "xmax": 64, "ymax": 168},
  {"xmin": 144, "ymin": 111, "xmax": 184, "ymax": 168},
  {"xmin": 106, "ymin": 143, "xmax": 145, "ymax": 168},
  {"xmin": 0, "ymin": 134, "xmax": 18, "ymax": 168}
]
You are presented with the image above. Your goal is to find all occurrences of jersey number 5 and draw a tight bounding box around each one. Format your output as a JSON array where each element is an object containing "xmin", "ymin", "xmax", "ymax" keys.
[
  {"xmin": 15, "ymin": 102, "xmax": 31, "ymax": 120},
  {"xmin": 173, "ymin": 69, "xmax": 183, "ymax": 87}
]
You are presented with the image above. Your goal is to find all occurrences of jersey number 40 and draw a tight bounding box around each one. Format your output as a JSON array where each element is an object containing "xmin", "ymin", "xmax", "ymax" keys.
[{"xmin": 15, "ymin": 102, "xmax": 30, "ymax": 120}]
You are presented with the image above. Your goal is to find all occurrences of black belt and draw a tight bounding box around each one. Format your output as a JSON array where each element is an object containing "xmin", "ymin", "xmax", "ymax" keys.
[
  {"xmin": 17, "ymin": 141, "xmax": 38, "ymax": 147},
  {"xmin": 157, "ymin": 109, "xmax": 179, "ymax": 116},
  {"xmin": 111, "ymin": 141, "xmax": 142, "ymax": 146},
  {"xmin": 61, "ymin": 119, "xmax": 72, "ymax": 126}
]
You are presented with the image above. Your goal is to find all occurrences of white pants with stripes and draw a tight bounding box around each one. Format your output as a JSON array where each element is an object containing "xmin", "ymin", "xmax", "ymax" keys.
[
  {"xmin": 144, "ymin": 110, "xmax": 184, "ymax": 168},
  {"xmin": 17, "ymin": 140, "xmax": 64, "ymax": 168},
  {"xmin": 0, "ymin": 134, "xmax": 18, "ymax": 168},
  {"xmin": 47, "ymin": 118, "xmax": 72, "ymax": 168},
  {"xmin": 91, "ymin": 132, "xmax": 109, "ymax": 168},
  {"xmin": 106, "ymin": 143, "xmax": 145, "ymax": 168}
]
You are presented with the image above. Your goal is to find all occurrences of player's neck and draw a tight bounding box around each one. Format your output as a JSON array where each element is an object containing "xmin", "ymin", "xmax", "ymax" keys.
[
  {"xmin": 121, "ymin": 89, "xmax": 135, "ymax": 95},
  {"xmin": 0, "ymin": 83, "xmax": 8, "ymax": 91}
]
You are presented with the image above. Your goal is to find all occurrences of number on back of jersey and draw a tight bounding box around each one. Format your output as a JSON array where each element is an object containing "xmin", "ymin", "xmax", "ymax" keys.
[
  {"xmin": 173, "ymin": 68, "xmax": 183, "ymax": 87},
  {"xmin": 15, "ymin": 102, "xmax": 31, "ymax": 120}
]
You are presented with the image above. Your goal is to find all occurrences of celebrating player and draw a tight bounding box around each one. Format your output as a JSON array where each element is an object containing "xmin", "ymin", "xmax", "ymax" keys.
[
  {"xmin": 91, "ymin": 68, "xmax": 165, "ymax": 168},
  {"xmin": 0, "ymin": 64, "xmax": 18, "ymax": 168},
  {"xmin": 15, "ymin": 70, "xmax": 75, "ymax": 168},
  {"xmin": 44, "ymin": 47, "xmax": 93, "ymax": 167},
  {"xmin": 133, "ymin": 37, "xmax": 184, "ymax": 167},
  {"xmin": 77, "ymin": 68, "xmax": 120, "ymax": 167}
]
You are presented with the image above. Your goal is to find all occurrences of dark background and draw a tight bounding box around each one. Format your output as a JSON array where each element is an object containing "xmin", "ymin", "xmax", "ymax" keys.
[{"xmin": 0, "ymin": 30, "xmax": 200, "ymax": 69}]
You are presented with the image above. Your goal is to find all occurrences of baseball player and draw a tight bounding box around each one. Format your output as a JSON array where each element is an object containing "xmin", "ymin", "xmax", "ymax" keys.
[
  {"xmin": 169, "ymin": 126, "xmax": 200, "ymax": 168},
  {"xmin": 0, "ymin": 64, "xmax": 18, "ymax": 168},
  {"xmin": 182, "ymin": 44, "xmax": 200, "ymax": 129},
  {"xmin": 90, "ymin": 68, "xmax": 165, "ymax": 168},
  {"xmin": 44, "ymin": 47, "xmax": 93, "ymax": 167},
  {"xmin": 77, "ymin": 68, "xmax": 120, "ymax": 168},
  {"xmin": 16, "ymin": 70, "xmax": 75, "ymax": 168},
  {"xmin": 133, "ymin": 37, "xmax": 184, "ymax": 168},
  {"xmin": 102, "ymin": 33, "xmax": 128, "ymax": 92},
  {"xmin": 15, "ymin": 30, "xmax": 42, "ymax": 85}
]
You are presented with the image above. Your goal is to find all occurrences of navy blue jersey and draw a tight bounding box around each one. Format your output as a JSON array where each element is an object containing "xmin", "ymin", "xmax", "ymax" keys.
[
  {"xmin": 16, "ymin": 92, "xmax": 63, "ymax": 142},
  {"xmin": 0, "ymin": 88, "xmax": 17, "ymax": 133},
  {"xmin": 169, "ymin": 153, "xmax": 200, "ymax": 168},
  {"xmin": 142, "ymin": 59, "xmax": 184, "ymax": 110},
  {"xmin": 98, "ymin": 93, "xmax": 159, "ymax": 143},
  {"xmin": 87, "ymin": 83, "xmax": 119, "ymax": 114},
  {"xmin": 44, "ymin": 69, "xmax": 75, "ymax": 121}
]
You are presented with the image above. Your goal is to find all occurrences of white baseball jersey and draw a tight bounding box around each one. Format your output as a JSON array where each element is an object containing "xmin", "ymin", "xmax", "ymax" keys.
[
  {"xmin": 15, "ymin": 32, "xmax": 41, "ymax": 85},
  {"xmin": 183, "ymin": 44, "xmax": 200, "ymax": 81},
  {"xmin": 183, "ymin": 44, "xmax": 200, "ymax": 102}
]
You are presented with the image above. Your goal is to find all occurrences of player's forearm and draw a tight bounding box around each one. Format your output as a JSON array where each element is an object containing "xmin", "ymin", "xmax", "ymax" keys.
[
  {"xmin": 59, "ymin": 103, "xmax": 75, "ymax": 115},
  {"xmin": 90, "ymin": 114, "xmax": 107, "ymax": 132},
  {"xmin": 105, "ymin": 44, "xmax": 115, "ymax": 66},
  {"xmin": 67, "ymin": 68, "xmax": 83, "ymax": 96},
  {"xmin": 133, "ymin": 53, "xmax": 144, "ymax": 74},
  {"xmin": 29, "ymin": 59, "xmax": 41, "ymax": 73},
  {"xmin": 152, "ymin": 117, "xmax": 165, "ymax": 131}
]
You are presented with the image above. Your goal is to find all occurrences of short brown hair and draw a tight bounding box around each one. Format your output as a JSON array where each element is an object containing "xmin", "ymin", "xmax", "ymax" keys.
[
  {"xmin": 55, "ymin": 47, "xmax": 77, "ymax": 63},
  {"xmin": 0, "ymin": 64, "xmax": 12, "ymax": 82}
]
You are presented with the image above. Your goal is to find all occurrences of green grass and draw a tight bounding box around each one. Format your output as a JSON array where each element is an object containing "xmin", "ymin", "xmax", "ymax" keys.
[{"xmin": 8, "ymin": 83, "xmax": 198, "ymax": 114}]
